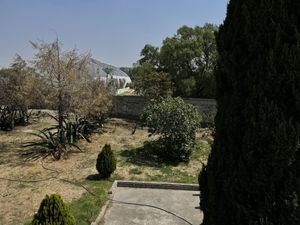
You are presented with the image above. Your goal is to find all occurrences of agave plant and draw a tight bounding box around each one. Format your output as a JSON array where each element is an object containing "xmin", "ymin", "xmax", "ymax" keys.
[
  {"xmin": 63, "ymin": 116, "xmax": 91, "ymax": 144},
  {"xmin": 23, "ymin": 113, "xmax": 106, "ymax": 160},
  {"xmin": 23, "ymin": 129, "xmax": 82, "ymax": 160},
  {"xmin": 44, "ymin": 114, "xmax": 92, "ymax": 143}
]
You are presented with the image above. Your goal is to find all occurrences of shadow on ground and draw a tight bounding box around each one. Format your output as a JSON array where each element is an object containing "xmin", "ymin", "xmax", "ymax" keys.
[
  {"xmin": 86, "ymin": 174, "xmax": 102, "ymax": 180},
  {"xmin": 120, "ymin": 141, "xmax": 180, "ymax": 168}
]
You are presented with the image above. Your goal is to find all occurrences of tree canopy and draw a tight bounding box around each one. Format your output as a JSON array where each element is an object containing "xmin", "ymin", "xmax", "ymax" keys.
[
  {"xmin": 130, "ymin": 62, "xmax": 172, "ymax": 99},
  {"xmin": 130, "ymin": 24, "xmax": 218, "ymax": 99}
]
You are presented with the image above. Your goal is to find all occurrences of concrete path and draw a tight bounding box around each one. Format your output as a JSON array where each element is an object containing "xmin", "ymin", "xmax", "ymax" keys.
[{"xmin": 101, "ymin": 187, "xmax": 203, "ymax": 225}]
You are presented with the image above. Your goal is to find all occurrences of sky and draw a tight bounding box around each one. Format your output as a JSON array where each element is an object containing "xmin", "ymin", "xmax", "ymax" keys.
[{"xmin": 0, "ymin": 0, "xmax": 228, "ymax": 68}]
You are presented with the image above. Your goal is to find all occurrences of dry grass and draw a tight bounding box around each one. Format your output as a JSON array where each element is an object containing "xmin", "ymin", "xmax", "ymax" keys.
[{"xmin": 0, "ymin": 116, "xmax": 212, "ymax": 225}]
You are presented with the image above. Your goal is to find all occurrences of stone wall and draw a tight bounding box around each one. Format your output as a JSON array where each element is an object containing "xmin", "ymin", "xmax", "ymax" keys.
[{"xmin": 111, "ymin": 96, "xmax": 217, "ymax": 120}]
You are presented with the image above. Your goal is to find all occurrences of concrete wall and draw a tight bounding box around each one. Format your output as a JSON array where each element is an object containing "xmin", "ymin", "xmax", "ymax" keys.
[{"xmin": 111, "ymin": 96, "xmax": 217, "ymax": 120}]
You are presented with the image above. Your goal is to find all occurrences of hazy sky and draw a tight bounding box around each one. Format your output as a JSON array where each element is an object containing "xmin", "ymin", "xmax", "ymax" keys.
[{"xmin": 0, "ymin": 0, "xmax": 228, "ymax": 68}]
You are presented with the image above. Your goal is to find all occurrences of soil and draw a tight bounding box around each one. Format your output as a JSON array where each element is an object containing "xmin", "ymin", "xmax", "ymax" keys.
[
  {"xmin": 0, "ymin": 115, "xmax": 212, "ymax": 225},
  {"xmin": 0, "ymin": 117, "xmax": 150, "ymax": 225}
]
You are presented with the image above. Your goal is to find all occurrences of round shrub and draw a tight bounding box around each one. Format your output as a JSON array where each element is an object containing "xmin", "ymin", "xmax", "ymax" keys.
[
  {"xmin": 31, "ymin": 193, "xmax": 75, "ymax": 225},
  {"xmin": 141, "ymin": 97, "xmax": 201, "ymax": 161},
  {"xmin": 96, "ymin": 144, "xmax": 116, "ymax": 178}
]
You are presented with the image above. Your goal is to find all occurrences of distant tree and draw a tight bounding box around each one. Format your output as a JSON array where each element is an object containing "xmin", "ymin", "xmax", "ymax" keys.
[
  {"xmin": 160, "ymin": 24, "xmax": 218, "ymax": 98},
  {"xmin": 0, "ymin": 55, "xmax": 43, "ymax": 130},
  {"xmin": 72, "ymin": 76, "xmax": 112, "ymax": 120},
  {"xmin": 199, "ymin": 1, "xmax": 300, "ymax": 225},
  {"xmin": 139, "ymin": 44, "xmax": 160, "ymax": 68},
  {"xmin": 131, "ymin": 63, "xmax": 172, "ymax": 99},
  {"xmin": 133, "ymin": 24, "xmax": 218, "ymax": 98}
]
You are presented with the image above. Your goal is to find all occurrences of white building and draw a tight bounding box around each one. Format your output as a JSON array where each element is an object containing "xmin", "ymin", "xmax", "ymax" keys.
[{"xmin": 88, "ymin": 58, "xmax": 132, "ymax": 88}]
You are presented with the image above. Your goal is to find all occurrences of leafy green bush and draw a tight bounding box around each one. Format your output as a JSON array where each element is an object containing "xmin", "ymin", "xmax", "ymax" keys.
[
  {"xmin": 142, "ymin": 97, "xmax": 201, "ymax": 161},
  {"xmin": 96, "ymin": 144, "xmax": 116, "ymax": 178},
  {"xmin": 31, "ymin": 193, "xmax": 75, "ymax": 225}
]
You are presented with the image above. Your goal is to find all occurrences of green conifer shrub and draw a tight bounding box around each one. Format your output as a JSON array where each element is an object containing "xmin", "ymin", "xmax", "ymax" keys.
[
  {"xmin": 31, "ymin": 194, "xmax": 75, "ymax": 225},
  {"xmin": 96, "ymin": 144, "xmax": 116, "ymax": 178},
  {"xmin": 199, "ymin": 1, "xmax": 300, "ymax": 225}
]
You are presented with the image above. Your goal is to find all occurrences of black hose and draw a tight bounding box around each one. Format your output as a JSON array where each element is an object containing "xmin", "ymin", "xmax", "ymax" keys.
[{"xmin": 109, "ymin": 198, "xmax": 193, "ymax": 225}]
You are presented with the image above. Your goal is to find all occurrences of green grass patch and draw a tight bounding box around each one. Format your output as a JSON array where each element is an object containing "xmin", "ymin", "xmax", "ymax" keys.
[
  {"xmin": 191, "ymin": 140, "xmax": 211, "ymax": 161},
  {"xmin": 117, "ymin": 139, "xmax": 211, "ymax": 184},
  {"xmin": 24, "ymin": 179, "xmax": 113, "ymax": 225},
  {"xmin": 148, "ymin": 166, "xmax": 197, "ymax": 184},
  {"xmin": 23, "ymin": 139, "xmax": 208, "ymax": 224},
  {"xmin": 69, "ymin": 179, "xmax": 112, "ymax": 225}
]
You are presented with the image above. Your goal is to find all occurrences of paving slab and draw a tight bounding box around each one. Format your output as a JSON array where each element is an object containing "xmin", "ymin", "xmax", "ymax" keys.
[{"xmin": 101, "ymin": 187, "xmax": 203, "ymax": 225}]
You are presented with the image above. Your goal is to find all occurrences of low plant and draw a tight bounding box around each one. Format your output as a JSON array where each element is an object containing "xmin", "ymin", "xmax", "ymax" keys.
[
  {"xmin": 23, "ymin": 129, "xmax": 82, "ymax": 160},
  {"xmin": 46, "ymin": 115, "xmax": 92, "ymax": 143},
  {"xmin": 141, "ymin": 97, "xmax": 201, "ymax": 161},
  {"xmin": 96, "ymin": 144, "xmax": 116, "ymax": 178},
  {"xmin": 23, "ymin": 115, "xmax": 97, "ymax": 160},
  {"xmin": 63, "ymin": 117, "xmax": 91, "ymax": 144},
  {"xmin": 50, "ymin": 115, "xmax": 106, "ymax": 143},
  {"xmin": 0, "ymin": 105, "xmax": 28, "ymax": 131},
  {"xmin": 80, "ymin": 115, "xmax": 107, "ymax": 136},
  {"xmin": 31, "ymin": 193, "xmax": 75, "ymax": 225}
]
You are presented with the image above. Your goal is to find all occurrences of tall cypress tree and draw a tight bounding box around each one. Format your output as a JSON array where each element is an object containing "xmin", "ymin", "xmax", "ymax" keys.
[{"xmin": 199, "ymin": 1, "xmax": 300, "ymax": 225}]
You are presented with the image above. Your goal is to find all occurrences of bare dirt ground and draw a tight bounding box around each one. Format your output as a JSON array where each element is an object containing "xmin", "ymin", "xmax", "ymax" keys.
[
  {"xmin": 0, "ymin": 117, "xmax": 150, "ymax": 225},
  {"xmin": 0, "ymin": 115, "xmax": 211, "ymax": 225}
]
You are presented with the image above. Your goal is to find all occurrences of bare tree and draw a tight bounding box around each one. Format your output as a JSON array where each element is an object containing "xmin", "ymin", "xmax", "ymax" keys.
[
  {"xmin": 31, "ymin": 39, "xmax": 91, "ymax": 141},
  {"xmin": 71, "ymin": 76, "xmax": 112, "ymax": 120},
  {"xmin": 29, "ymin": 39, "xmax": 113, "ymax": 160}
]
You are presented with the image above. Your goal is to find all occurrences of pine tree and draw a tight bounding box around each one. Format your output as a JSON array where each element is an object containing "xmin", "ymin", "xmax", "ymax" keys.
[
  {"xmin": 199, "ymin": 1, "xmax": 300, "ymax": 225},
  {"xmin": 96, "ymin": 144, "xmax": 116, "ymax": 178},
  {"xmin": 31, "ymin": 194, "xmax": 75, "ymax": 225}
]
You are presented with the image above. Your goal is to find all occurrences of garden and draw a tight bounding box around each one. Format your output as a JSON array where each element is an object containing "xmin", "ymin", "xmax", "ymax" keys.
[
  {"xmin": 0, "ymin": 106, "xmax": 211, "ymax": 225},
  {"xmin": 0, "ymin": 37, "xmax": 214, "ymax": 225}
]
